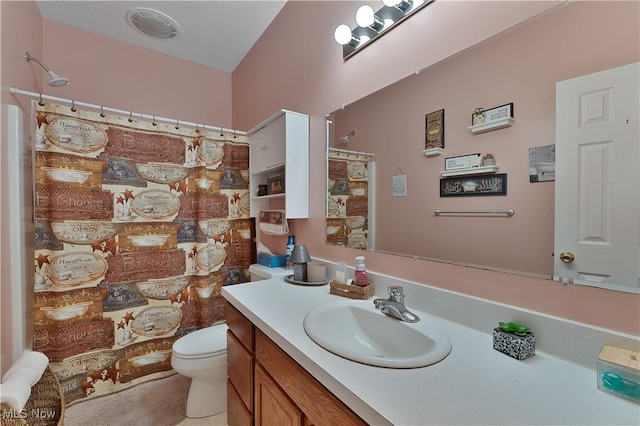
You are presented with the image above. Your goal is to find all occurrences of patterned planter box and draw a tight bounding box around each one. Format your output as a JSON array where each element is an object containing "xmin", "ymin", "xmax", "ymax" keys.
[{"xmin": 493, "ymin": 327, "xmax": 535, "ymax": 360}]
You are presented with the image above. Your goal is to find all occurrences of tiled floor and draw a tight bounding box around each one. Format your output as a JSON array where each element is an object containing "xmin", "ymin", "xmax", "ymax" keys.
[{"xmin": 176, "ymin": 411, "xmax": 227, "ymax": 426}]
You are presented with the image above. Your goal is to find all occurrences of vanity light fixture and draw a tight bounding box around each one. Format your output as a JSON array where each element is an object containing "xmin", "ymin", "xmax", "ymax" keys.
[{"xmin": 334, "ymin": 0, "xmax": 435, "ymax": 59}]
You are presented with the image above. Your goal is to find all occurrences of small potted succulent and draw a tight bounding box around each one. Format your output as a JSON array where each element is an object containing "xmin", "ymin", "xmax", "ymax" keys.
[
  {"xmin": 482, "ymin": 153, "xmax": 495, "ymax": 166},
  {"xmin": 493, "ymin": 321, "xmax": 535, "ymax": 360},
  {"xmin": 472, "ymin": 107, "xmax": 486, "ymax": 125}
]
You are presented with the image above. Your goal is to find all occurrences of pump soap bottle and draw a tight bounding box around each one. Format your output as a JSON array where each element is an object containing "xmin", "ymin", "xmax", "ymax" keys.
[{"xmin": 354, "ymin": 256, "xmax": 368, "ymax": 287}]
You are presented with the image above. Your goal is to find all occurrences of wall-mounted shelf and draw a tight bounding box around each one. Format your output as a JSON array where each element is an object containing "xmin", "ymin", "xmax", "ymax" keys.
[
  {"xmin": 468, "ymin": 117, "xmax": 514, "ymax": 134},
  {"xmin": 423, "ymin": 147, "xmax": 444, "ymax": 157},
  {"xmin": 440, "ymin": 165, "xmax": 499, "ymax": 177},
  {"xmin": 251, "ymin": 193, "xmax": 285, "ymax": 201}
]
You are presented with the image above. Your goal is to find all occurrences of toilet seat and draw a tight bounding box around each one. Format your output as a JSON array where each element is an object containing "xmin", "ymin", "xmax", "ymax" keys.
[{"xmin": 172, "ymin": 323, "xmax": 228, "ymax": 359}]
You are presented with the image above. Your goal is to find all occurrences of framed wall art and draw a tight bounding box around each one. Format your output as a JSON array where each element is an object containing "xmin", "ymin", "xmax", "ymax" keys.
[
  {"xmin": 425, "ymin": 109, "xmax": 444, "ymax": 149},
  {"xmin": 440, "ymin": 173, "xmax": 507, "ymax": 197}
]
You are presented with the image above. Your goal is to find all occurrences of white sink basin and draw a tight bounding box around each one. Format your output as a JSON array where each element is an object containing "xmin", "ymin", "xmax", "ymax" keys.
[{"xmin": 303, "ymin": 299, "xmax": 452, "ymax": 368}]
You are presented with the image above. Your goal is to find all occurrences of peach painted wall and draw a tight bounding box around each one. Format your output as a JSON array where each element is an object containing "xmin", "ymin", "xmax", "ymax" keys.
[
  {"xmin": 232, "ymin": 1, "xmax": 640, "ymax": 336},
  {"xmin": 40, "ymin": 20, "xmax": 232, "ymax": 127},
  {"xmin": 1, "ymin": 0, "xmax": 43, "ymax": 377},
  {"xmin": 332, "ymin": 1, "xmax": 639, "ymax": 277}
]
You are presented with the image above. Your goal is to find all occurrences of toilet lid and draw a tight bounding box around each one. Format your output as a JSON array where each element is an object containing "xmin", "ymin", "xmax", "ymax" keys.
[{"xmin": 172, "ymin": 323, "xmax": 228, "ymax": 358}]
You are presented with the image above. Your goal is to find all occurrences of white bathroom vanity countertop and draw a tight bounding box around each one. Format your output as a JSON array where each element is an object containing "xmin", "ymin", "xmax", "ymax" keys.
[{"xmin": 222, "ymin": 278, "xmax": 640, "ymax": 425}]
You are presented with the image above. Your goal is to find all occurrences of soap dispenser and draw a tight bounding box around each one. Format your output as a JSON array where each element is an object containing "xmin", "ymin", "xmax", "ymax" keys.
[{"xmin": 354, "ymin": 256, "xmax": 368, "ymax": 287}]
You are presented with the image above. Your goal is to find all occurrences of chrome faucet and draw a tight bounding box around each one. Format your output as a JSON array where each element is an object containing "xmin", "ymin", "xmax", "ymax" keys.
[{"xmin": 373, "ymin": 286, "xmax": 420, "ymax": 323}]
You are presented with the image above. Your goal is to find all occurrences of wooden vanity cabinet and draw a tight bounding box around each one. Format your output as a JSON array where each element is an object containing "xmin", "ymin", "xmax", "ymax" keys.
[
  {"xmin": 226, "ymin": 301, "xmax": 366, "ymax": 426},
  {"xmin": 227, "ymin": 303, "xmax": 255, "ymax": 426}
]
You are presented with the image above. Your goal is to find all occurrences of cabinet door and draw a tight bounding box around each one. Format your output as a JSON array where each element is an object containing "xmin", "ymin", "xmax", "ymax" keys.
[
  {"xmin": 255, "ymin": 363, "xmax": 303, "ymax": 426},
  {"xmin": 250, "ymin": 125, "xmax": 268, "ymax": 174},
  {"xmin": 264, "ymin": 114, "xmax": 286, "ymax": 170},
  {"xmin": 227, "ymin": 378, "xmax": 253, "ymax": 426}
]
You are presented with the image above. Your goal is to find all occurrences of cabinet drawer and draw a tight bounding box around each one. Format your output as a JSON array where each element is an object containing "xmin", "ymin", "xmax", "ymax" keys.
[
  {"xmin": 227, "ymin": 301, "xmax": 254, "ymax": 352},
  {"xmin": 255, "ymin": 330, "xmax": 366, "ymax": 426},
  {"xmin": 227, "ymin": 330, "xmax": 253, "ymax": 411},
  {"xmin": 227, "ymin": 378, "xmax": 253, "ymax": 426}
]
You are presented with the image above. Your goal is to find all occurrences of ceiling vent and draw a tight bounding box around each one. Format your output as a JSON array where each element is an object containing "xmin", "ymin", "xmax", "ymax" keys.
[{"xmin": 126, "ymin": 8, "xmax": 180, "ymax": 40}]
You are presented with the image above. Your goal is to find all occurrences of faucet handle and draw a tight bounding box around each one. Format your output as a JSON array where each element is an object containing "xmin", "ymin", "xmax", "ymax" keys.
[{"xmin": 388, "ymin": 286, "xmax": 404, "ymax": 301}]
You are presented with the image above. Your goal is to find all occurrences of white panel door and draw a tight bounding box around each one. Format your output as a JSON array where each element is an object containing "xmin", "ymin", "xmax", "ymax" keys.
[{"xmin": 555, "ymin": 62, "xmax": 639, "ymax": 293}]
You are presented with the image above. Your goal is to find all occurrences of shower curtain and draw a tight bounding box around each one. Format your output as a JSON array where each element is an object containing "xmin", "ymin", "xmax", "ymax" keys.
[
  {"xmin": 31, "ymin": 101, "xmax": 254, "ymax": 405},
  {"xmin": 326, "ymin": 150, "xmax": 371, "ymax": 249}
]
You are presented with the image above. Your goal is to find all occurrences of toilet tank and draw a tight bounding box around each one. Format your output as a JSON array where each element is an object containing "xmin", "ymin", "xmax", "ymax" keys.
[{"xmin": 248, "ymin": 263, "xmax": 291, "ymax": 281}]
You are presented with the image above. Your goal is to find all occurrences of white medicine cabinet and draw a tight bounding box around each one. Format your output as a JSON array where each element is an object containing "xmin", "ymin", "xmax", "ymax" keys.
[{"xmin": 248, "ymin": 109, "xmax": 309, "ymax": 219}]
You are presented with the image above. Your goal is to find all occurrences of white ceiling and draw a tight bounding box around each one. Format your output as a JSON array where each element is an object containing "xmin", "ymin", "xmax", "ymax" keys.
[{"xmin": 36, "ymin": 1, "xmax": 287, "ymax": 73}]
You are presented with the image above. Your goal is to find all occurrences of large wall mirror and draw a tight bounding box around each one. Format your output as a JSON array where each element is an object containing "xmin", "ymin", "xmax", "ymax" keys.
[{"xmin": 326, "ymin": 1, "xmax": 639, "ymax": 293}]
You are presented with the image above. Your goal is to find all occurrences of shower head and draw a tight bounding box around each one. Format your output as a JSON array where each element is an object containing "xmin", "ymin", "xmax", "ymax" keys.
[
  {"xmin": 47, "ymin": 72, "xmax": 70, "ymax": 87},
  {"xmin": 339, "ymin": 130, "xmax": 355, "ymax": 145},
  {"xmin": 25, "ymin": 52, "xmax": 70, "ymax": 87}
]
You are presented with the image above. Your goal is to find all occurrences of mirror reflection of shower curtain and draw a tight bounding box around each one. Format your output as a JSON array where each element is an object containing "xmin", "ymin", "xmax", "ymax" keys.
[
  {"xmin": 31, "ymin": 101, "xmax": 254, "ymax": 406},
  {"xmin": 327, "ymin": 149, "xmax": 373, "ymax": 249}
]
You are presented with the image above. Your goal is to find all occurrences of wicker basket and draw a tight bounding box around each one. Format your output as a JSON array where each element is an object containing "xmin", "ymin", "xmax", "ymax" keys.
[
  {"xmin": 329, "ymin": 280, "xmax": 374, "ymax": 299},
  {"xmin": 0, "ymin": 366, "xmax": 64, "ymax": 426}
]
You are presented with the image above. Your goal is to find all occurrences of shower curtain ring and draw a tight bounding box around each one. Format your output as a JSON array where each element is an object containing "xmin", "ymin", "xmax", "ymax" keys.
[
  {"xmin": 100, "ymin": 106, "xmax": 105, "ymax": 118},
  {"xmin": 175, "ymin": 119, "xmax": 180, "ymax": 130},
  {"xmin": 219, "ymin": 127, "xmax": 224, "ymax": 137},
  {"xmin": 195, "ymin": 123, "xmax": 200, "ymax": 133},
  {"xmin": 233, "ymin": 129, "xmax": 237, "ymax": 139},
  {"xmin": 152, "ymin": 116, "xmax": 157, "ymax": 126},
  {"xmin": 71, "ymin": 100, "xmax": 76, "ymax": 112},
  {"xmin": 38, "ymin": 93, "xmax": 44, "ymax": 106},
  {"xmin": 128, "ymin": 111, "xmax": 133, "ymax": 123}
]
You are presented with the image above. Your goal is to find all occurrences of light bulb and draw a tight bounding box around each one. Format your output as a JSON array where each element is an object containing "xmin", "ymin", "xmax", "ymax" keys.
[
  {"xmin": 355, "ymin": 5, "xmax": 375, "ymax": 28},
  {"xmin": 334, "ymin": 24, "xmax": 353, "ymax": 45}
]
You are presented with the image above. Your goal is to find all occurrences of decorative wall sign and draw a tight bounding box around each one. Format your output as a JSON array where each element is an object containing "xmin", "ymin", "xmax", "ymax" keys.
[
  {"xmin": 484, "ymin": 103, "xmax": 514, "ymax": 124},
  {"xmin": 528, "ymin": 144, "xmax": 555, "ymax": 182},
  {"xmin": 392, "ymin": 174, "xmax": 407, "ymax": 197},
  {"xmin": 445, "ymin": 153, "xmax": 482, "ymax": 171},
  {"xmin": 425, "ymin": 109, "xmax": 445, "ymax": 149},
  {"xmin": 440, "ymin": 173, "xmax": 507, "ymax": 196}
]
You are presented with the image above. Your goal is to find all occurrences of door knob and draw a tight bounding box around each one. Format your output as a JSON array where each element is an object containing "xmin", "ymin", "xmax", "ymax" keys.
[{"xmin": 559, "ymin": 251, "xmax": 575, "ymax": 263}]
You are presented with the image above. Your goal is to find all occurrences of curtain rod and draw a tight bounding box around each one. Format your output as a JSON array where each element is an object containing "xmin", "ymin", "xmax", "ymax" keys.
[
  {"xmin": 328, "ymin": 147, "xmax": 375, "ymax": 157},
  {"xmin": 8, "ymin": 87, "xmax": 248, "ymax": 135}
]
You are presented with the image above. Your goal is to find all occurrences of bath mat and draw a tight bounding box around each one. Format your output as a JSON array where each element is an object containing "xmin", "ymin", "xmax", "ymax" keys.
[{"xmin": 64, "ymin": 373, "xmax": 190, "ymax": 426}]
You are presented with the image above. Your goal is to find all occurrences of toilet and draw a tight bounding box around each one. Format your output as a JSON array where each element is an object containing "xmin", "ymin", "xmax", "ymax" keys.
[{"xmin": 171, "ymin": 323, "xmax": 228, "ymax": 418}]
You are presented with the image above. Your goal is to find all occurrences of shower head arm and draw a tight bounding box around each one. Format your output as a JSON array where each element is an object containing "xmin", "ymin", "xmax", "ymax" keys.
[{"xmin": 25, "ymin": 52, "xmax": 53, "ymax": 73}]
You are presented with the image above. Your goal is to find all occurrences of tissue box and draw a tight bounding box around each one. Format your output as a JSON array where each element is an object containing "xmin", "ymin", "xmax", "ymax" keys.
[
  {"xmin": 597, "ymin": 345, "xmax": 640, "ymax": 403},
  {"xmin": 257, "ymin": 253, "xmax": 287, "ymax": 268},
  {"xmin": 493, "ymin": 328, "xmax": 535, "ymax": 360}
]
